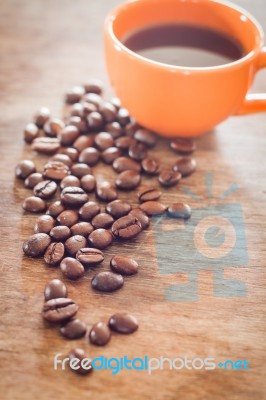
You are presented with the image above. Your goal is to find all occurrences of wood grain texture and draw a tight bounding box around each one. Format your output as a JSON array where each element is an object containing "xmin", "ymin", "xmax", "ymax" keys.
[{"xmin": 0, "ymin": 1, "xmax": 266, "ymax": 399}]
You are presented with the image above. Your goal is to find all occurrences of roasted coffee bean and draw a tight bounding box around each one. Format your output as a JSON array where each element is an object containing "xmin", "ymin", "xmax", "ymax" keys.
[
  {"xmin": 117, "ymin": 107, "xmax": 130, "ymax": 126},
  {"xmin": 69, "ymin": 103, "xmax": 84, "ymax": 118},
  {"xmin": 91, "ymin": 271, "xmax": 124, "ymax": 292},
  {"xmin": 71, "ymin": 163, "xmax": 92, "ymax": 178},
  {"xmin": 23, "ymin": 233, "xmax": 51, "ymax": 257},
  {"xmin": 58, "ymin": 125, "xmax": 80, "ymax": 146},
  {"xmin": 44, "ymin": 279, "xmax": 67, "ymax": 301},
  {"xmin": 70, "ymin": 222, "xmax": 94, "ymax": 237},
  {"xmin": 128, "ymin": 142, "xmax": 148, "ymax": 161},
  {"xmin": 84, "ymin": 79, "xmax": 103, "ymax": 95},
  {"xmin": 89, "ymin": 322, "xmax": 111, "ymax": 346},
  {"xmin": 31, "ymin": 137, "xmax": 60, "ymax": 154},
  {"xmin": 33, "ymin": 180, "xmax": 57, "ymax": 199},
  {"xmin": 99, "ymin": 102, "xmax": 117, "ymax": 123},
  {"xmin": 43, "ymin": 298, "xmax": 78, "ymax": 322},
  {"xmin": 76, "ymin": 248, "xmax": 104, "ymax": 266},
  {"xmin": 134, "ymin": 128, "xmax": 157, "ymax": 147},
  {"xmin": 140, "ymin": 201, "xmax": 167, "ymax": 216},
  {"xmin": 129, "ymin": 208, "xmax": 150, "ymax": 229},
  {"xmin": 50, "ymin": 225, "xmax": 71, "ymax": 241},
  {"xmin": 34, "ymin": 215, "xmax": 55, "ymax": 234},
  {"xmin": 110, "ymin": 255, "xmax": 138, "ymax": 275},
  {"xmin": 83, "ymin": 93, "xmax": 103, "ymax": 109},
  {"xmin": 23, "ymin": 196, "xmax": 47, "ymax": 213},
  {"xmin": 44, "ymin": 242, "xmax": 65, "ymax": 266},
  {"xmin": 125, "ymin": 121, "xmax": 140, "ymax": 137},
  {"xmin": 73, "ymin": 100, "xmax": 91, "ymax": 116},
  {"xmin": 79, "ymin": 147, "xmax": 100, "ymax": 166},
  {"xmin": 67, "ymin": 105, "xmax": 83, "ymax": 119},
  {"xmin": 141, "ymin": 157, "xmax": 160, "ymax": 175},
  {"xmin": 24, "ymin": 172, "xmax": 43, "ymax": 189},
  {"xmin": 71, "ymin": 103, "xmax": 85, "ymax": 120},
  {"xmin": 67, "ymin": 91, "xmax": 86, "ymax": 110},
  {"xmin": 65, "ymin": 236, "xmax": 87, "ymax": 257},
  {"xmin": 68, "ymin": 116, "xmax": 88, "ymax": 134},
  {"xmin": 115, "ymin": 170, "xmax": 141, "ymax": 190},
  {"xmin": 88, "ymin": 229, "xmax": 113, "ymax": 249},
  {"xmin": 113, "ymin": 156, "xmax": 141, "ymax": 173},
  {"xmin": 71, "ymin": 103, "xmax": 85, "ymax": 117},
  {"xmin": 73, "ymin": 135, "xmax": 93, "ymax": 152},
  {"xmin": 60, "ymin": 257, "xmax": 85, "ymax": 280},
  {"xmin": 172, "ymin": 157, "xmax": 197, "ymax": 177},
  {"xmin": 68, "ymin": 348, "xmax": 93, "ymax": 375},
  {"xmin": 43, "ymin": 160, "xmax": 70, "ymax": 181},
  {"xmin": 79, "ymin": 201, "xmax": 100, "ymax": 221},
  {"xmin": 80, "ymin": 174, "xmax": 96, "ymax": 193},
  {"xmin": 65, "ymin": 85, "xmax": 85, "ymax": 104},
  {"xmin": 158, "ymin": 170, "xmax": 182, "ymax": 187},
  {"xmin": 61, "ymin": 186, "xmax": 88, "ymax": 207},
  {"xmin": 68, "ymin": 101, "xmax": 84, "ymax": 119},
  {"xmin": 71, "ymin": 101, "xmax": 88, "ymax": 117},
  {"xmin": 115, "ymin": 136, "xmax": 135, "ymax": 151},
  {"xmin": 46, "ymin": 201, "xmax": 64, "ymax": 218},
  {"xmin": 109, "ymin": 313, "xmax": 138, "ymax": 334},
  {"xmin": 167, "ymin": 203, "xmax": 192, "ymax": 219},
  {"xmin": 87, "ymin": 111, "xmax": 103, "ymax": 130},
  {"xmin": 15, "ymin": 160, "xmax": 36, "ymax": 179},
  {"xmin": 112, "ymin": 215, "xmax": 142, "ymax": 240},
  {"xmin": 96, "ymin": 182, "xmax": 118, "ymax": 202},
  {"xmin": 170, "ymin": 138, "xmax": 196, "ymax": 154},
  {"xmin": 68, "ymin": 107, "xmax": 87, "ymax": 123},
  {"xmin": 110, "ymin": 96, "xmax": 121, "ymax": 110},
  {"xmin": 50, "ymin": 153, "xmax": 73, "ymax": 167},
  {"xmin": 60, "ymin": 319, "xmax": 87, "ymax": 339},
  {"xmin": 101, "ymin": 147, "xmax": 122, "ymax": 164},
  {"xmin": 105, "ymin": 121, "xmax": 123, "ymax": 138},
  {"xmin": 138, "ymin": 186, "xmax": 162, "ymax": 202},
  {"xmin": 94, "ymin": 132, "xmax": 114, "ymax": 150},
  {"xmin": 34, "ymin": 107, "xmax": 50, "ymax": 128},
  {"xmin": 82, "ymin": 101, "xmax": 98, "ymax": 116},
  {"xmin": 57, "ymin": 210, "xmax": 79, "ymax": 227},
  {"xmin": 60, "ymin": 147, "xmax": 79, "ymax": 162},
  {"xmin": 43, "ymin": 118, "xmax": 65, "ymax": 137},
  {"xmin": 91, "ymin": 213, "xmax": 114, "ymax": 229},
  {"xmin": 106, "ymin": 199, "xmax": 132, "ymax": 219},
  {"xmin": 24, "ymin": 123, "xmax": 39, "ymax": 143},
  {"xmin": 60, "ymin": 175, "xmax": 80, "ymax": 190}
]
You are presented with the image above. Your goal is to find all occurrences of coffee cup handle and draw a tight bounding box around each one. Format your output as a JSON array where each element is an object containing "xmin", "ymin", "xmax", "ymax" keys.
[{"xmin": 235, "ymin": 47, "xmax": 266, "ymax": 115}]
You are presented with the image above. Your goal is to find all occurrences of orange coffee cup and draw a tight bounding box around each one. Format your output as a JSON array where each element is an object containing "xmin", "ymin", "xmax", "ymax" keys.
[{"xmin": 104, "ymin": 0, "xmax": 266, "ymax": 137}]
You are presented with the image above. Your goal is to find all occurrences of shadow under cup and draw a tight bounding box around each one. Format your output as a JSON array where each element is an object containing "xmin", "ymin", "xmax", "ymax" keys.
[{"xmin": 104, "ymin": 0, "xmax": 264, "ymax": 137}]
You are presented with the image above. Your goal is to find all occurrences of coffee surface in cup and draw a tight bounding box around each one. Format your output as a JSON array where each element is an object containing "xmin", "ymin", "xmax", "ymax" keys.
[{"xmin": 123, "ymin": 24, "xmax": 244, "ymax": 67}]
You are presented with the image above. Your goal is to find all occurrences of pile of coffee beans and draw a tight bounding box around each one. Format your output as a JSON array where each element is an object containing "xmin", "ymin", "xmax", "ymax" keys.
[
  {"xmin": 43, "ymin": 277, "xmax": 138, "ymax": 375},
  {"xmin": 16, "ymin": 79, "xmax": 196, "ymax": 375}
]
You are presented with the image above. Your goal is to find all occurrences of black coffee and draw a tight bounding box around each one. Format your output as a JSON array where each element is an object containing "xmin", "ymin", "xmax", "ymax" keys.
[{"xmin": 123, "ymin": 24, "xmax": 244, "ymax": 67}]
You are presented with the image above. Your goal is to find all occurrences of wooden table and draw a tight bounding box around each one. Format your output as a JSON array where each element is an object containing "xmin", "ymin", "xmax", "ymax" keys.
[{"xmin": 0, "ymin": 1, "xmax": 265, "ymax": 399}]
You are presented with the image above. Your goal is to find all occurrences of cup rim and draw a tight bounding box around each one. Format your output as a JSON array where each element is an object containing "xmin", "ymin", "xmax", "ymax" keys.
[{"xmin": 105, "ymin": 0, "xmax": 265, "ymax": 72}]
